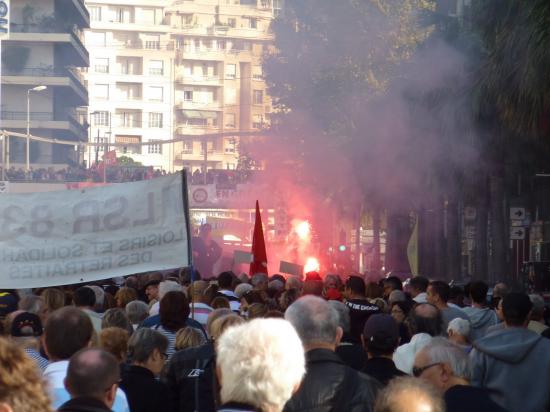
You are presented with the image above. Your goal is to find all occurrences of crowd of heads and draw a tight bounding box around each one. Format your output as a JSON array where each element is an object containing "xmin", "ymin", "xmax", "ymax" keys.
[{"xmin": 0, "ymin": 270, "xmax": 548, "ymax": 412}]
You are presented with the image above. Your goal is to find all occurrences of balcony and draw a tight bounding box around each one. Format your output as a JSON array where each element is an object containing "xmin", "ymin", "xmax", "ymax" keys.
[
  {"xmin": 0, "ymin": 111, "xmax": 87, "ymax": 141},
  {"xmin": 176, "ymin": 124, "xmax": 221, "ymax": 136},
  {"xmin": 176, "ymin": 150, "xmax": 225, "ymax": 163},
  {"xmin": 56, "ymin": 0, "xmax": 90, "ymax": 29},
  {"xmin": 1, "ymin": 67, "xmax": 88, "ymax": 106},
  {"xmin": 208, "ymin": 25, "xmax": 273, "ymax": 41},
  {"xmin": 9, "ymin": 23, "xmax": 89, "ymax": 67},
  {"xmin": 176, "ymin": 74, "xmax": 221, "ymax": 87},
  {"xmin": 109, "ymin": 40, "xmax": 175, "ymax": 53},
  {"xmin": 176, "ymin": 101, "xmax": 221, "ymax": 111}
]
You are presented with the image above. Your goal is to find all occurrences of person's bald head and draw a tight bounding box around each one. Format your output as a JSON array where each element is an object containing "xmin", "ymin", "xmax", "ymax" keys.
[
  {"xmin": 374, "ymin": 377, "xmax": 445, "ymax": 412},
  {"xmin": 408, "ymin": 303, "xmax": 442, "ymax": 337},
  {"xmin": 65, "ymin": 348, "xmax": 120, "ymax": 406}
]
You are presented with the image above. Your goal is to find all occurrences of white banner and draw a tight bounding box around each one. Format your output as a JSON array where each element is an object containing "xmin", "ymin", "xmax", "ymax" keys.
[{"xmin": 0, "ymin": 173, "xmax": 190, "ymax": 288}]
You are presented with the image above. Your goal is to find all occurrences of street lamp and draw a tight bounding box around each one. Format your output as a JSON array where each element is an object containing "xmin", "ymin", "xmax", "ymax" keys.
[{"xmin": 26, "ymin": 85, "xmax": 47, "ymax": 173}]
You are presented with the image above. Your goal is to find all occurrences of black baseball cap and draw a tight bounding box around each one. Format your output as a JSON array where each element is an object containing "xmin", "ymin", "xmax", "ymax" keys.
[{"xmin": 11, "ymin": 312, "xmax": 43, "ymax": 337}]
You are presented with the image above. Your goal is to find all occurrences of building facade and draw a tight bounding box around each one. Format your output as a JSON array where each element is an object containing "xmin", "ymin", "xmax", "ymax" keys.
[
  {"xmin": 84, "ymin": 0, "xmax": 175, "ymax": 171},
  {"xmin": 1, "ymin": 0, "xmax": 89, "ymax": 167},
  {"xmin": 166, "ymin": 0, "xmax": 279, "ymax": 172},
  {"xmin": 83, "ymin": 0, "xmax": 279, "ymax": 172}
]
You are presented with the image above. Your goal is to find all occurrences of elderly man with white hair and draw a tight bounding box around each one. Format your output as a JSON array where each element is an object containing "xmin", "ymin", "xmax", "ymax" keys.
[
  {"xmin": 447, "ymin": 318, "xmax": 471, "ymax": 351},
  {"xmin": 413, "ymin": 338, "xmax": 506, "ymax": 412},
  {"xmin": 216, "ymin": 318, "xmax": 305, "ymax": 412},
  {"xmin": 284, "ymin": 296, "xmax": 380, "ymax": 412}
]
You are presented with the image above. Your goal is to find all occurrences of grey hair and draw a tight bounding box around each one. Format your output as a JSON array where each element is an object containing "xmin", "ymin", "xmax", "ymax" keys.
[
  {"xmin": 18, "ymin": 295, "xmax": 45, "ymax": 315},
  {"xmin": 374, "ymin": 376, "xmax": 445, "ymax": 412},
  {"xmin": 285, "ymin": 296, "xmax": 339, "ymax": 345},
  {"xmin": 251, "ymin": 273, "xmax": 268, "ymax": 287},
  {"xmin": 101, "ymin": 308, "xmax": 134, "ymax": 335},
  {"xmin": 125, "ymin": 301, "xmax": 150, "ymax": 325},
  {"xmin": 328, "ymin": 300, "xmax": 350, "ymax": 334},
  {"xmin": 159, "ymin": 280, "xmax": 182, "ymax": 299},
  {"xmin": 127, "ymin": 328, "xmax": 168, "ymax": 363},
  {"xmin": 529, "ymin": 294, "xmax": 545, "ymax": 318},
  {"xmin": 421, "ymin": 337, "xmax": 471, "ymax": 380}
]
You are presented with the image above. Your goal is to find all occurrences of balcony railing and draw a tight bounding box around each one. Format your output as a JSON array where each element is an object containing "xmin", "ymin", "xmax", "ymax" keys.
[
  {"xmin": 1, "ymin": 110, "xmax": 85, "ymax": 125},
  {"xmin": 114, "ymin": 41, "xmax": 175, "ymax": 51}
]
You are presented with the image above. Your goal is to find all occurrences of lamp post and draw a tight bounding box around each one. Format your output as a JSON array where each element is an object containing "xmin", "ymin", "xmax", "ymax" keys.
[{"xmin": 26, "ymin": 85, "xmax": 47, "ymax": 174}]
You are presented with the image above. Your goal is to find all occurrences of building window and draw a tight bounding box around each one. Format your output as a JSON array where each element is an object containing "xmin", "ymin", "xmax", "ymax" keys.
[
  {"xmin": 118, "ymin": 83, "xmax": 141, "ymax": 100},
  {"xmin": 95, "ymin": 84, "xmax": 109, "ymax": 99},
  {"xmin": 184, "ymin": 90, "xmax": 193, "ymax": 101},
  {"xmin": 118, "ymin": 111, "xmax": 141, "ymax": 128},
  {"xmin": 226, "ymin": 64, "xmax": 236, "ymax": 79},
  {"xmin": 248, "ymin": 18, "xmax": 257, "ymax": 29},
  {"xmin": 88, "ymin": 31, "xmax": 106, "ymax": 46},
  {"xmin": 253, "ymin": 114, "xmax": 263, "ymax": 129},
  {"xmin": 115, "ymin": 135, "xmax": 141, "ymax": 154},
  {"xmin": 90, "ymin": 6, "xmax": 102, "ymax": 21},
  {"xmin": 148, "ymin": 140, "xmax": 162, "ymax": 154},
  {"xmin": 274, "ymin": 0, "xmax": 283, "ymax": 17},
  {"xmin": 94, "ymin": 58, "xmax": 109, "ymax": 73},
  {"xmin": 225, "ymin": 113, "xmax": 236, "ymax": 128},
  {"xmin": 183, "ymin": 14, "xmax": 193, "ymax": 25},
  {"xmin": 227, "ymin": 18, "xmax": 236, "ymax": 28},
  {"xmin": 218, "ymin": 40, "xmax": 226, "ymax": 50},
  {"xmin": 93, "ymin": 111, "xmax": 109, "ymax": 126},
  {"xmin": 149, "ymin": 112, "xmax": 163, "ymax": 128},
  {"xmin": 252, "ymin": 65, "xmax": 263, "ymax": 80},
  {"xmin": 115, "ymin": 7, "xmax": 131, "ymax": 23},
  {"xmin": 149, "ymin": 86, "xmax": 163, "ymax": 101},
  {"xmin": 149, "ymin": 60, "xmax": 164, "ymax": 75},
  {"xmin": 253, "ymin": 90, "xmax": 263, "ymax": 105},
  {"xmin": 182, "ymin": 140, "xmax": 193, "ymax": 154}
]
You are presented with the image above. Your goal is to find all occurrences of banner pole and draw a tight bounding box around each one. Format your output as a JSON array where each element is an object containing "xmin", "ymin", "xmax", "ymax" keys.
[{"xmin": 181, "ymin": 169, "xmax": 195, "ymax": 319}]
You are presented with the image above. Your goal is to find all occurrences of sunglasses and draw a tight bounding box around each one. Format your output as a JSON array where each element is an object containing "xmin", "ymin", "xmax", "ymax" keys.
[{"xmin": 412, "ymin": 362, "xmax": 441, "ymax": 377}]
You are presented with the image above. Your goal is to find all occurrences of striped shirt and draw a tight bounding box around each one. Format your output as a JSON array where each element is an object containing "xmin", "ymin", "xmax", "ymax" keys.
[
  {"xmin": 151, "ymin": 325, "xmax": 205, "ymax": 359},
  {"xmin": 24, "ymin": 348, "xmax": 49, "ymax": 372}
]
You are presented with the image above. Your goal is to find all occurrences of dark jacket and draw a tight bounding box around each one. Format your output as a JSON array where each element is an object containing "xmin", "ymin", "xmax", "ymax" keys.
[
  {"xmin": 283, "ymin": 348, "xmax": 381, "ymax": 412},
  {"xmin": 58, "ymin": 397, "xmax": 112, "ymax": 412},
  {"xmin": 444, "ymin": 385, "xmax": 508, "ymax": 412},
  {"xmin": 335, "ymin": 342, "xmax": 367, "ymax": 371},
  {"xmin": 162, "ymin": 341, "xmax": 217, "ymax": 412},
  {"xmin": 362, "ymin": 357, "xmax": 406, "ymax": 386},
  {"xmin": 119, "ymin": 365, "xmax": 173, "ymax": 412}
]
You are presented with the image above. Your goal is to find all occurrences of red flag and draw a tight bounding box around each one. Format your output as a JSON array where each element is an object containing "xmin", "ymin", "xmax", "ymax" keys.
[{"xmin": 250, "ymin": 200, "xmax": 268, "ymax": 276}]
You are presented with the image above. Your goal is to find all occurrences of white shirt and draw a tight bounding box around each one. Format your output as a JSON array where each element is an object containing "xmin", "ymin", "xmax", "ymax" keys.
[
  {"xmin": 413, "ymin": 292, "xmax": 428, "ymax": 304},
  {"xmin": 44, "ymin": 360, "xmax": 130, "ymax": 412},
  {"xmin": 219, "ymin": 289, "xmax": 241, "ymax": 312},
  {"xmin": 149, "ymin": 301, "xmax": 160, "ymax": 316}
]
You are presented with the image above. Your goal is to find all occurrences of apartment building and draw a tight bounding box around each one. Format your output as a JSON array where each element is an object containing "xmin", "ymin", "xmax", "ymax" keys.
[
  {"xmin": 84, "ymin": 0, "xmax": 175, "ymax": 171},
  {"xmin": 166, "ymin": 0, "xmax": 280, "ymax": 172},
  {"xmin": 1, "ymin": 0, "xmax": 89, "ymax": 167}
]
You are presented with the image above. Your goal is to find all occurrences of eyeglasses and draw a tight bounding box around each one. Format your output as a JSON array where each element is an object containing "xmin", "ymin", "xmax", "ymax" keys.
[{"xmin": 412, "ymin": 363, "xmax": 441, "ymax": 377}]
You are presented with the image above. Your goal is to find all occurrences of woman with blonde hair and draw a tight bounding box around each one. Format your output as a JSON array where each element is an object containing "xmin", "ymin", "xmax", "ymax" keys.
[
  {"xmin": 0, "ymin": 337, "xmax": 54, "ymax": 412},
  {"xmin": 175, "ymin": 327, "xmax": 205, "ymax": 351}
]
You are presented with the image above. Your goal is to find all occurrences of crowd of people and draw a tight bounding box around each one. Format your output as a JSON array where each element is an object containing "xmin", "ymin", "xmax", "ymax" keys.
[
  {"xmin": 0, "ymin": 270, "xmax": 549, "ymax": 412},
  {"xmin": 1, "ymin": 165, "xmax": 253, "ymax": 186},
  {"xmin": 0, "ymin": 166, "xmax": 167, "ymax": 183}
]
